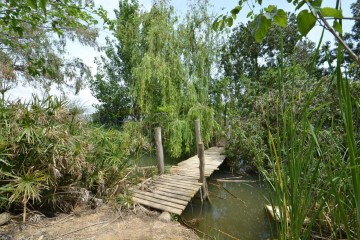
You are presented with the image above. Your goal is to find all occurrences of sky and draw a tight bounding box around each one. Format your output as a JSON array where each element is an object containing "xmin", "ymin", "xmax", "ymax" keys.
[{"xmin": 7, "ymin": 0, "xmax": 356, "ymax": 114}]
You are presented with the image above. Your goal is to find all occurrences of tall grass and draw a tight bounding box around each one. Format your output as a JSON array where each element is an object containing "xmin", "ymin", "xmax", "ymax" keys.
[{"xmin": 261, "ymin": 17, "xmax": 360, "ymax": 239}]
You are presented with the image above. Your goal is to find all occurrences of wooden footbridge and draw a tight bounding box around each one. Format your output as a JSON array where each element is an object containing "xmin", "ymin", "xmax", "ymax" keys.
[{"xmin": 131, "ymin": 146, "xmax": 225, "ymax": 215}]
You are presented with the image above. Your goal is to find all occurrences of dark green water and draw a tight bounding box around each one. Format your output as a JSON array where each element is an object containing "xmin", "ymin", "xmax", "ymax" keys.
[
  {"xmin": 131, "ymin": 151, "xmax": 193, "ymax": 167},
  {"xmin": 181, "ymin": 169, "xmax": 275, "ymax": 240}
]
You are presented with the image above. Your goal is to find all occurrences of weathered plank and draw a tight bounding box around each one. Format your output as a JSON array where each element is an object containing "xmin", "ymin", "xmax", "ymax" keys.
[
  {"xmin": 161, "ymin": 175, "xmax": 199, "ymax": 181},
  {"xmin": 133, "ymin": 197, "xmax": 182, "ymax": 215},
  {"xmin": 148, "ymin": 183, "xmax": 197, "ymax": 194},
  {"xmin": 157, "ymin": 175, "xmax": 202, "ymax": 186},
  {"xmin": 133, "ymin": 194, "xmax": 186, "ymax": 209},
  {"xmin": 155, "ymin": 178, "xmax": 202, "ymax": 188},
  {"xmin": 152, "ymin": 180, "xmax": 200, "ymax": 191},
  {"xmin": 158, "ymin": 176, "xmax": 203, "ymax": 186},
  {"xmin": 132, "ymin": 190, "xmax": 188, "ymax": 206},
  {"xmin": 148, "ymin": 186, "xmax": 195, "ymax": 197},
  {"xmin": 147, "ymin": 189, "xmax": 192, "ymax": 201}
]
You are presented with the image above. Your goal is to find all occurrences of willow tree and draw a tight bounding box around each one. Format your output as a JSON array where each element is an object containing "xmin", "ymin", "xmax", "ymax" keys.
[
  {"xmin": 92, "ymin": 0, "xmax": 220, "ymax": 157},
  {"xmin": 133, "ymin": 1, "xmax": 186, "ymax": 119},
  {"xmin": 132, "ymin": 0, "xmax": 220, "ymax": 157}
]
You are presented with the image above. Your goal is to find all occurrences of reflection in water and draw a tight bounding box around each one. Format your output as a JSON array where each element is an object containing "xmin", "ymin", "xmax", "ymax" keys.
[
  {"xmin": 181, "ymin": 170, "xmax": 275, "ymax": 240},
  {"xmin": 131, "ymin": 151, "xmax": 193, "ymax": 167}
]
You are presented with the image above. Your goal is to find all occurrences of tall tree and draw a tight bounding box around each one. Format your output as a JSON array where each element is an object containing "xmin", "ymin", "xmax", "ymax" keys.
[
  {"xmin": 91, "ymin": 0, "xmax": 220, "ymax": 157},
  {"xmin": 91, "ymin": 0, "xmax": 142, "ymax": 124},
  {"xmin": 220, "ymin": 14, "xmax": 317, "ymax": 114}
]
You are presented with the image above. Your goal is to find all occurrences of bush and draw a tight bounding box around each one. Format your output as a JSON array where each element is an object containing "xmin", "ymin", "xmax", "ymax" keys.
[{"xmin": 0, "ymin": 96, "xmax": 150, "ymax": 219}]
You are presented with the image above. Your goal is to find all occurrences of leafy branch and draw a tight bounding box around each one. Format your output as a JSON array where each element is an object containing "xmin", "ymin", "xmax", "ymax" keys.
[
  {"xmin": 213, "ymin": 0, "xmax": 360, "ymax": 65},
  {"xmin": 316, "ymin": 12, "xmax": 360, "ymax": 64}
]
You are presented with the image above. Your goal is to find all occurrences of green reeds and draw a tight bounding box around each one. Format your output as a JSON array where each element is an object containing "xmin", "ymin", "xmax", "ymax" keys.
[
  {"xmin": 261, "ymin": 12, "xmax": 360, "ymax": 238},
  {"xmin": 335, "ymin": 38, "xmax": 360, "ymax": 238}
]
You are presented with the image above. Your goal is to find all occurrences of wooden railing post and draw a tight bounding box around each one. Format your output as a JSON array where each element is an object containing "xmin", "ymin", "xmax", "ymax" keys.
[
  {"xmin": 198, "ymin": 142, "xmax": 208, "ymax": 200},
  {"xmin": 155, "ymin": 127, "xmax": 164, "ymax": 175},
  {"xmin": 195, "ymin": 119, "xmax": 208, "ymax": 201}
]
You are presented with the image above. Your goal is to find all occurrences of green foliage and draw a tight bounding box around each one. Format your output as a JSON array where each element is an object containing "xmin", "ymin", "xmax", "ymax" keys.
[
  {"xmin": 116, "ymin": 189, "xmax": 134, "ymax": 210},
  {"xmin": 167, "ymin": 119, "xmax": 192, "ymax": 158},
  {"xmin": 226, "ymin": 117, "xmax": 267, "ymax": 168},
  {"xmin": 90, "ymin": 0, "xmax": 142, "ymax": 124},
  {"xmin": 120, "ymin": 122, "xmax": 152, "ymax": 155},
  {"xmin": 219, "ymin": 1, "xmax": 360, "ymax": 234},
  {"xmin": 225, "ymin": 56, "xmax": 360, "ymax": 238},
  {"xmin": 297, "ymin": 10, "xmax": 316, "ymax": 36},
  {"xmin": 0, "ymin": 96, "xmax": 137, "ymax": 217},
  {"xmin": 92, "ymin": 0, "xmax": 221, "ymax": 158},
  {"xmin": 214, "ymin": 0, "xmax": 346, "ymax": 43},
  {"xmin": 252, "ymin": 15, "xmax": 272, "ymax": 42},
  {"xmin": 0, "ymin": 0, "xmax": 110, "ymax": 92}
]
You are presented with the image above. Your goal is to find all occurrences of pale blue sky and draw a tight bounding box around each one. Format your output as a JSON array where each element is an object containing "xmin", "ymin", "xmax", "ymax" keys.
[{"xmin": 8, "ymin": 0, "xmax": 356, "ymax": 113}]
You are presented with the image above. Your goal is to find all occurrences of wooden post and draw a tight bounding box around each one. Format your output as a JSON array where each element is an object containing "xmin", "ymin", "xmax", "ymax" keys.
[
  {"xmin": 195, "ymin": 119, "xmax": 202, "ymax": 145},
  {"xmin": 195, "ymin": 119, "xmax": 201, "ymax": 154},
  {"xmin": 155, "ymin": 127, "xmax": 164, "ymax": 175},
  {"xmin": 198, "ymin": 142, "xmax": 208, "ymax": 200}
]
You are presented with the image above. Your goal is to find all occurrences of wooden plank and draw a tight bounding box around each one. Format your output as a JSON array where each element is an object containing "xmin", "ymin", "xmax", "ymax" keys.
[
  {"xmin": 132, "ymin": 190, "xmax": 188, "ymax": 205},
  {"xmin": 148, "ymin": 189, "xmax": 192, "ymax": 201},
  {"xmin": 160, "ymin": 177, "xmax": 201, "ymax": 185},
  {"xmin": 133, "ymin": 197, "xmax": 182, "ymax": 215},
  {"xmin": 174, "ymin": 173, "xmax": 213, "ymax": 178},
  {"xmin": 167, "ymin": 172, "xmax": 199, "ymax": 178},
  {"xmin": 164, "ymin": 174, "xmax": 199, "ymax": 180},
  {"xmin": 172, "ymin": 169, "xmax": 216, "ymax": 173},
  {"xmin": 143, "ymin": 180, "xmax": 198, "ymax": 191},
  {"xmin": 174, "ymin": 170, "xmax": 216, "ymax": 175},
  {"xmin": 174, "ymin": 166, "xmax": 221, "ymax": 169},
  {"xmin": 177, "ymin": 160, "xmax": 224, "ymax": 165},
  {"xmin": 149, "ymin": 183, "xmax": 196, "ymax": 194},
  {"xmin": 174, "ymin": 166, "xmax": 218, "ymax": 170},
  {"xmin": 174, "ymin": 162, "xmax": 221, "ymax": 166},
  {"xmin": 147, "ymin": 185, "xmax": 195, "ymax": 197},
  {"xmin": 156, "ymin": 177, "xmax": 201, "ymax": 187},
  {"xmin": 133, "ymin": 193, "xmax": 186, "ymax": 210},
  {"xmin": 153, "ymin": 180, "xmax": 200, "ymax": 191},
  {"xmin": 159, "ymin": 176, "xmax": 203, "ymax": 186}
]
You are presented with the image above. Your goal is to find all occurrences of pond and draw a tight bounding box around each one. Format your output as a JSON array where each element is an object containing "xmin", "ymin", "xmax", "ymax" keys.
[
  {"xmin": 181, "ymin": 167, "xmax": 275, "ymax": 240},
  {"xmin": 130, "ymin": 151, "xmax": 194, "ymax": 167}
]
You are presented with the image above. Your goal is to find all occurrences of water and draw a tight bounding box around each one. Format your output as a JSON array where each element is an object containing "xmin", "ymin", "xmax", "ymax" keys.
[
  {"xmin": 131, "ymin": 151, "xmax": 194, "ymax": 167},
  {"xmin": 181, "ymin": 169, "xmax": 275, "ymax": 240}
]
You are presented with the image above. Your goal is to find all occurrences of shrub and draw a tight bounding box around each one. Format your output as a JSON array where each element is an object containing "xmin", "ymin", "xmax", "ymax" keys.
[{"xmin": 0, "ymin": 96, "xmax": 149, "ymax": 219}]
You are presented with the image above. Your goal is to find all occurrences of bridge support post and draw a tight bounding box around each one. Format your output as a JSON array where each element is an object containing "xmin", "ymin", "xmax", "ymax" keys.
[
  {"xmin": 195, "ymin": 119, "xmax": 208, "ymax": 201},
  {"xmin": 195, "ymin": 119, "xmax": 202, "ymax": 153},
  {"xmin": 198, "ymin": 143, "xmax": 208, "ymax": 201},
  {"xmin": 155, "ymin": 127, "xmax": 164, "ymax": 175}
]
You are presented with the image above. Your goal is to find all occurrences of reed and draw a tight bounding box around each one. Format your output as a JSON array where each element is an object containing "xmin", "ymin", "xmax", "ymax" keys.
[{"xmin": 261, "ymin": 11, "xmax": 360, "ymax": 238}]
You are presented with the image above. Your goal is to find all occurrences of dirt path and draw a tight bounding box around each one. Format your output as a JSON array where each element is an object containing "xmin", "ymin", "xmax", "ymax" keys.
[{"xmin": 0, "ymin": 206, "xmax": 199, "ymax": 240}]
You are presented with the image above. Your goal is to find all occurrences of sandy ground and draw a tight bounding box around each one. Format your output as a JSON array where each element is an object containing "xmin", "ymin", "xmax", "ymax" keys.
[{"xmin": 0, "ymin": 206, "xmax": 199, "ymax": 240}]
